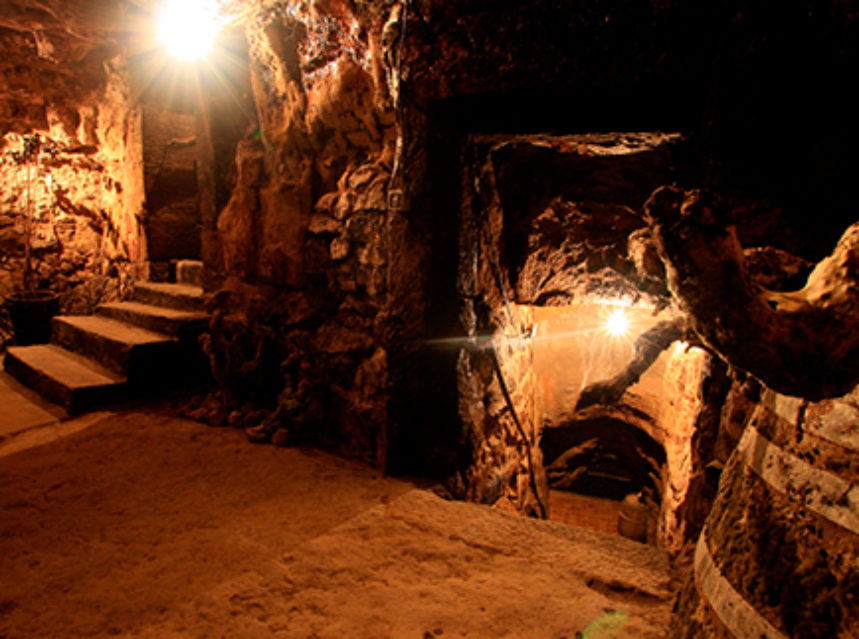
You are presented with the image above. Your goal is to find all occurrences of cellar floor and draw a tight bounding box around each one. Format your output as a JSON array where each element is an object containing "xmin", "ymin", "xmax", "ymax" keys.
[{"xmin": 0, "ymin": 409, "xmax": 676, "ymax": 638}]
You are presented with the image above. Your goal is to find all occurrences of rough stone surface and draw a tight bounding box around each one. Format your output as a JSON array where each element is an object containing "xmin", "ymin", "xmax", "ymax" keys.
[
  {"xmin": 0, "ymin": 37, "xmax": 146, "ymax": 347},
  {"xmin": 657, "ymin": 346, "xmax": 729, "ymax": 552},
  {"xmin": 194, "ymin": 2, "xmax": 859, "ymax": 495},
  {"xmin": 192, "ymin": 0, "xmax": 415, "ymax": 467},
  {"xmin": 0, "ymin": 2, "xmax": 126, "ymax": 135}
]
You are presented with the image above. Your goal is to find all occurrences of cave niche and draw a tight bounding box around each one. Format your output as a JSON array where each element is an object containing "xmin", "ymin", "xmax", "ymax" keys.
[{"xmin": 542, "ymin": 413, "xmax": 666, "ymax": 540}]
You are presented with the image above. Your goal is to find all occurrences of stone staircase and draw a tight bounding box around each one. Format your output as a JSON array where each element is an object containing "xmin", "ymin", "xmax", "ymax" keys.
[{"xmin": 3, "ymin": 263, "xmax": 210, "ymax": 414}]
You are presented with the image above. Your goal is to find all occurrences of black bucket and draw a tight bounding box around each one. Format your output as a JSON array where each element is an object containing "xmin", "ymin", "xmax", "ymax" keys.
[{"xmin": 5, "ymin": 291, "xmax": 60, "ymax": 346}]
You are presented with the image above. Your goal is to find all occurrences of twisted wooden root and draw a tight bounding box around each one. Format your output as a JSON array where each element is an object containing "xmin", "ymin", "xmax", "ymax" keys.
[{"xmin": 644, "ymin": 186, "xmax": 859, "ymax": 400}]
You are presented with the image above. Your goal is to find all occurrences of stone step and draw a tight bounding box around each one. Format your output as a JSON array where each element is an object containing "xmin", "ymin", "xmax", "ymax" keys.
[
  {"xmin": 51, "ymin": 314, "xmax": 179, "ymax": 379},
  {"xmin": 176, "ymin": 259, "xmax": 203, "ymax": 287},
  {"xmin": 131, "ymin": 281, "xmax": 207, "ymax": 312},
  {"xmin": 4, "ymin": 344, "xmax": 127, "ymax": 413},
  {"xmin": 96, "ymin": 301, "xmax": 209, "ymax": 339}
]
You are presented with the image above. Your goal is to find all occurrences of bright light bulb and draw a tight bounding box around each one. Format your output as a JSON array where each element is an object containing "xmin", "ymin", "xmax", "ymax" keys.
[
  {"xmin": 157, "ymin": 0, "xmax": 220, "ymax": 61},
  {"xmin": 605, "ymin": 308, "xmax": 630, "ymax": 337}
]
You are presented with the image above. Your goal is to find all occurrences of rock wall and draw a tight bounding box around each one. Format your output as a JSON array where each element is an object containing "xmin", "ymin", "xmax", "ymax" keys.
[
  {"xmin": 657, "ymin": 345, "xmax": 730, "ymax": 552},
  {"xmin": 202, "ymin": 1, "xmax": 411, "ymax": 466},
  {"xmin": 0, "ymin": 52, "xmax": 146, "ymax": 346},
  {"xmin": 454, "ymin": 140, "xmax": 545, "ymax": 514},
  {"xmin": 1, "ymin": 1, "xmax": 127, "ymax": 135}
]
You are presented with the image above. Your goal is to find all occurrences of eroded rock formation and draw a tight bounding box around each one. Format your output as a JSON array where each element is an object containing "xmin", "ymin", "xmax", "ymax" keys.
[{"xmin": 194, "ymin": 0, "xmax": 410, "ymax": 469}]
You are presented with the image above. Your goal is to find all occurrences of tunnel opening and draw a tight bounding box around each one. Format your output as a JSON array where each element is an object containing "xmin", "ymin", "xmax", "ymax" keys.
[
  {"xmin": 140, "ymin": 104, "xmax": 201, "ymax": 282},
  {"xmin": 541, "ymin": 414, "xmax": 666, "ymax": 540},
  {"xmin": 528, "ymin": 299, "xmax": 680, "ymax": 543},
  {"xmin": 451, "ymin": 129, "xmax": 714, "ymax": 548}
]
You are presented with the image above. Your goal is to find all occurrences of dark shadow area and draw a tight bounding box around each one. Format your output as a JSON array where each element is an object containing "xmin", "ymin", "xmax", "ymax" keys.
[{"xmin": 542, "ymin": 416, "xmax": 666, "ymax": 501}]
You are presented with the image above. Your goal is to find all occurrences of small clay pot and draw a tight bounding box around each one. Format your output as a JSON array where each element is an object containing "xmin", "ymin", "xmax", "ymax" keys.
[
  {"xmin": 617, "ymin": 492, "xmax": 649, "ymax": 542},
  {"xmin": 5, "ymin": 290, "xmax": 60, "ymax": 346}
]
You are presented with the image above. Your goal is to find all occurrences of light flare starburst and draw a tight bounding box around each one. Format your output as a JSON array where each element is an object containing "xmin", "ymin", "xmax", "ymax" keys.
[
  {"xmin": 157, "ymin": 0, "xmax": 222, "ymax": 61},
  {"xmin": 604, "ymin": 307, "xmax": 630, "ymax": 337}
]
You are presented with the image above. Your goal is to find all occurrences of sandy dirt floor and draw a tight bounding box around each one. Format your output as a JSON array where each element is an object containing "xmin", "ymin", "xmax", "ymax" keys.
[
  {"xmin": 0, "ymin": 372, "xmax": 65, "ymax": 438},
  {"xmin": 0, "ymin": 411, "xmax": 676, "ymax": 638}
]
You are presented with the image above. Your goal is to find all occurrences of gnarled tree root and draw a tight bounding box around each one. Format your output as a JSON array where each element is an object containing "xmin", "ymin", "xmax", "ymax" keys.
[
  {"xmin": 575, "ymin": 317, "xmax": 687, "ymax": 410},
  {"xmin": 644, "ymin": 186, "xmax": 859, "ymax": 400}
]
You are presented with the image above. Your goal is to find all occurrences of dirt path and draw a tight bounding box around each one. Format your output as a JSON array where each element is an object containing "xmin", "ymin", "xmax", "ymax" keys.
[{"xmin": 0, "ymin": 412, "xmax": 675, "ymax": 638}]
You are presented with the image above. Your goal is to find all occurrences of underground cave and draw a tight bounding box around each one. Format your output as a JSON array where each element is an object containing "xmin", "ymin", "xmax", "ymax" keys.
[{"xmin": 1, "ymin": 1, "xmax": 858, "ymax": 637}]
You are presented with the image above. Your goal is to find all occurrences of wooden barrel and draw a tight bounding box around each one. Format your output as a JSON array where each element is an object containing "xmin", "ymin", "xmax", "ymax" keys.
[{"xmin": 671, "ymin": 386, "xmax": 859, "ymax": 638}]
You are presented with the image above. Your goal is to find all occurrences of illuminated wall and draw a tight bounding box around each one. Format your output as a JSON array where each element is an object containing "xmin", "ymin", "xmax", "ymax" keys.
[{"xmin": 0, "ymin": 54, "xmax": 146, "ymax": 340}]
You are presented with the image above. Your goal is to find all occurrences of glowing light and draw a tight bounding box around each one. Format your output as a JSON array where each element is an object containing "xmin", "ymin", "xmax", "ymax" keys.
[
  {"xmin": 157, "ymin": 0, "xmax": 221, "ymax": 61},
  {"xmin": 604, "ymin": 308, "xmax": 630, "ymax": 337}
]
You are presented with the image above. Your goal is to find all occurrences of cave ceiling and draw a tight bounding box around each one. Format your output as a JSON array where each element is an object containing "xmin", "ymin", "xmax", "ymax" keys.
[{"xmin": 0, "ymin": 0, "xmax": 133, "ymax": 134}]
